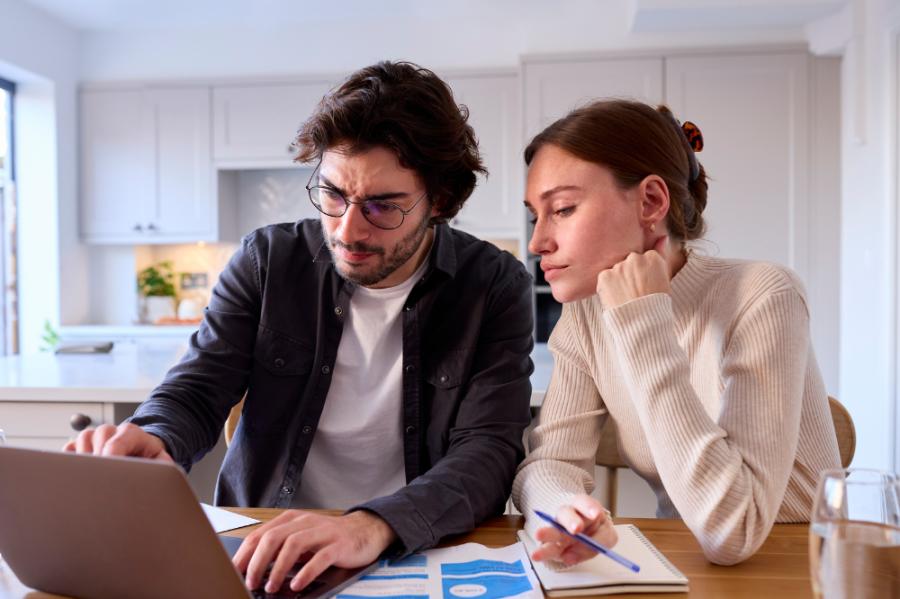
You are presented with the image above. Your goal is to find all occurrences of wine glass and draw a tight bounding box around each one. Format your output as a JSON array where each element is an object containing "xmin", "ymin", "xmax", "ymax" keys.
[{"xmin": 809, "ymin": 468, "xmax": 900, "ymax": 598}]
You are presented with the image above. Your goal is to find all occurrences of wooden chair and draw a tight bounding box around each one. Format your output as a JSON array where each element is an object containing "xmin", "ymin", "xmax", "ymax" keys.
[
  {"xmin": 224, "ymin": 396, "xmax": 245, "ymax": 446},
  {"xmin": 828, "ymin": 396, "xmax": 856, "ymax": 469},
  {"xmin": 595, "ymin": 395, "xmax": 856, "ymax": 517}
]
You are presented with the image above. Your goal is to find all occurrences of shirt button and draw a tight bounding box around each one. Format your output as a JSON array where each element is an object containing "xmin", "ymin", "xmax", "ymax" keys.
[
  {"xmin": 302, "ymin": 425, "xmax": 312, "ymax": 434},
  {"xmin": 321, "ymin": 365, "xmax": 331, "ymax": 374},
  {"xmin": 439, "ymin": 375, "xmax": 449, "ymax": 383},
  {"xmin": 404, "ymin": 364, "xmax": 415, "ymax": 373},
  {"xmin": 334, "ymin": 306, "xmax": 343, "ymax": 316},
  {"xmin": 282, "ymin": 486, "xmax": 294, "ymax": 494},
  {"xmin": 404, "ymin": 305, "xmax": 413, "ymax": 312},
  {"xmin": 405, "ymin": 425, "xmax": 416, "ymax": 435},
  {"xmin": 274, "ymin": 358, "xmax": 285, "ymax": 368}
]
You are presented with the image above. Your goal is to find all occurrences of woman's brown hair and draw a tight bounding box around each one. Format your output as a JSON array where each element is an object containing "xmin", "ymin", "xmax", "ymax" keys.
[
  {"xmin": 294, "ymin": 61, "xmax": 486, "ymax": 224},
  {"xmin": 524, "ymin": 99, "xmax": 709, "ymax": 240}
]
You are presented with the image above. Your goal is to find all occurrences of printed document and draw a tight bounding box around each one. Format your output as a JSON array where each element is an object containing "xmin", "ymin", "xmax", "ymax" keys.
[{"xmin": 337, "ymin": 541, "xmax": 542, "ymax": 599}]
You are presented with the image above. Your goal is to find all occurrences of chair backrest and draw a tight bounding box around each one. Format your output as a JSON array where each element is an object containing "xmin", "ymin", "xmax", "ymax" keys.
[
  {"xmin": 224, "ymin": 397, "xmax": 245, "ymax": 447},
  {"xmin": 828, "ymin": 396, "xmax": 856, "ymax": 468},
  {"xmin": 595, "ymin": 395, "xmax": 856, "ymax": 469},
  {"xmin": 595, "ymin": 417, "xmax": 627, "ymax": 469}
]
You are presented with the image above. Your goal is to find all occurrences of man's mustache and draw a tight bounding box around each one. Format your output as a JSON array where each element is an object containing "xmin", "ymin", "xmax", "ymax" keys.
[{"xmin": 327, "ymin": 237, "xmax": 385, "ymax": 256}]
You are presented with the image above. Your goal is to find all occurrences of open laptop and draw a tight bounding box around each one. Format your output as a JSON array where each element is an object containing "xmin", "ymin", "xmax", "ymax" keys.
[{"xmin": 0, "ymin": 446, "xmax": 377, "ymax": 599}]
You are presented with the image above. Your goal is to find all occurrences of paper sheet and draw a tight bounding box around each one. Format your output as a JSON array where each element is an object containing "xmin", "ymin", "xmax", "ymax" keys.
[
  {"xmin": 337, "ymin": 542, "xmax": 542, "ymax": 599},
  {"xmin": 200, "ymin": 503, "xmax": 260, "ymax": 533}
]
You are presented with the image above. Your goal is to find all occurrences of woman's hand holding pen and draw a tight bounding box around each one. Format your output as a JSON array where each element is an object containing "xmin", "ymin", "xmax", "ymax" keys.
[
  {"xmin": 532, "ymin": 494, "xmax": 618, "ymax": 566},
  {"xmin": 595, "ymin": 235, "xmax": 672, "ymax": 309}
]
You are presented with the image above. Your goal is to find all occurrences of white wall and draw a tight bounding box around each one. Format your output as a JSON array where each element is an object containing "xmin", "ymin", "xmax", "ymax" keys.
[
  {"xmin": 0, "ymin": 0, "xmax": 83, "ymax": 354},
  {"xmin": 805, "ymin": 0, "xmax": 900, "ymax": 471}
]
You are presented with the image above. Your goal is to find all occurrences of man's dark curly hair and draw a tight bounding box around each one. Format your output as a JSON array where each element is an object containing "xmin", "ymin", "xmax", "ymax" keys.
[{"xmin": 294, "ymin": 61, "xmax": 487, "ymax": 224}]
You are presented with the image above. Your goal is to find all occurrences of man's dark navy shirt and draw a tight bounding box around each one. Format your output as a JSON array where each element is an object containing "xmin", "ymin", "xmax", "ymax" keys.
[{"xmin": 131, "ymin": 219, "xmax": 534, "ymax": 555}]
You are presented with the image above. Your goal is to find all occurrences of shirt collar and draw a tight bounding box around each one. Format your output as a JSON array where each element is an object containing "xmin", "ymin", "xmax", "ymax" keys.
[{"xmin": 429, "ymin": 223, "xmax": 458, "ymax": 279}]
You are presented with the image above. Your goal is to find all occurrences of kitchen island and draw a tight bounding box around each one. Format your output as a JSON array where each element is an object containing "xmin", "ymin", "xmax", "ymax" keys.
[{"xmin": 0, "ymin": 340, "xmax": 553, "ymax": 500}]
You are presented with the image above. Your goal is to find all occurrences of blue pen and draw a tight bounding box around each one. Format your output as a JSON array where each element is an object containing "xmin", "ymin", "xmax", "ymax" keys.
[{"xmin": 534, "ymin": 509, "xmax": 640, "ymax": 573}]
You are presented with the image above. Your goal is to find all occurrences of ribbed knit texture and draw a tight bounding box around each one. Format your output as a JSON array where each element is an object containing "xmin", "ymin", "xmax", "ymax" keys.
[{"xmin": 512, "ymin": 253, "xmax": 841, "ymax": 565}]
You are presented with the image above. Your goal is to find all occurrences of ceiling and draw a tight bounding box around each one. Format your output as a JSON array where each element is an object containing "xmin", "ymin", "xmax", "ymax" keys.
[{"xmin": 23, "ymin": 0, "xmax": 847, "ymax": 33}]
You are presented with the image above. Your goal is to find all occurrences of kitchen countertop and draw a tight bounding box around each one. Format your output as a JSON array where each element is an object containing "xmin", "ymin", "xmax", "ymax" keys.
[
  {"xmin": 0, "ymin": 341, "xmax": 553, "ymax": 406},
  {"xmin": 0, "ymin": 343, "xmax": 188, "ymax": 402}
]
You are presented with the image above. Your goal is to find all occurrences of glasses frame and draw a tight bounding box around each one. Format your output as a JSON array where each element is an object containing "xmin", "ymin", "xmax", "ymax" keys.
[{"xmin": 305, "ymin": 161, "xmax": 428, "ymax": 231}]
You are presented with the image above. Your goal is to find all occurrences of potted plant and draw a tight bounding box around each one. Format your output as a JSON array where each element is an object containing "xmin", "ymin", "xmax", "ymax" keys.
[{"xmin": 137, "ymin": 261, "xmax": 177, "ymax": 324}]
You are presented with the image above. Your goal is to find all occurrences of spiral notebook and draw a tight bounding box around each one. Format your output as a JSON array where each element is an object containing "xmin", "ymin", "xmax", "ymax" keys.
[{"xmin": 518, "ymin": 524, "xmax": 689, "ymax": 596}]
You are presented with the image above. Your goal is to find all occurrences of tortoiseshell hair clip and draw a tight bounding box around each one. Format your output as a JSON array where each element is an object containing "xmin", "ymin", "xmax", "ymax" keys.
[{"xmin": 681, "ymin": 121, "xmax": 704, "ymax": 153}]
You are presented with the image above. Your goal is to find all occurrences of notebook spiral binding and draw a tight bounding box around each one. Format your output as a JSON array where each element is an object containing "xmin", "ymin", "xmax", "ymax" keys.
[{"xmin": 623, "ymin": 524, "xmax": 685, "ymax": 579}]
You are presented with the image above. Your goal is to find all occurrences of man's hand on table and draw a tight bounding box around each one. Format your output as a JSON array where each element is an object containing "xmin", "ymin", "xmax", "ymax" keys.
[
  {"xmin": 62, "ymin": 422, "xmax": 173, "ymax": 462},
  {"xmin": 233, "ymin": 509, "xmax": 396, "ymax": 594}
]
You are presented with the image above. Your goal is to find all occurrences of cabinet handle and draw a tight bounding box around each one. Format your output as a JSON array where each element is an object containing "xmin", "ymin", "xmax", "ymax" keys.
[
  {"xmin": 146, "ymin": 223, "xmax": 158, "ymax": 232},
  {"xmin": 70, "ymin": 413, "xmax": 93, "ymax": 432},
  {"xmin": 133, "ymin": 223, "xmax": 143, "ymax": 232}
]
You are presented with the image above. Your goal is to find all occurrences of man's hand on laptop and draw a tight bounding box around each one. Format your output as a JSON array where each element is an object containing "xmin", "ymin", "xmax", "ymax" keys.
[
  {"xmin": 62, "ymin": 423, "xmax": 173, "ymax": 461},
  {"xmin": 233, "ymin": 509, "xmax": 396, "ymax": 594}
]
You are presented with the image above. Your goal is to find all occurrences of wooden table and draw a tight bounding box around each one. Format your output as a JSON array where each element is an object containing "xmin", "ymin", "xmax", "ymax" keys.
[{"xmin": 0, "ymin": 508, "xmax": 814, "ymax": 598}]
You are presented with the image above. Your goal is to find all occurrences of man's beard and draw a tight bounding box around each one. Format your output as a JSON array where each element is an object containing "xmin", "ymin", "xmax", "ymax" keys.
[{"xmin": 325, "ymin": 216, "xmax": 431, "ymax": 287}]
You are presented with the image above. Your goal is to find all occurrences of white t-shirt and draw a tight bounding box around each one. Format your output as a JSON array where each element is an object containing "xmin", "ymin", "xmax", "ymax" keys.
[{"xmin": 295, "ymin": 257, "xmax": 429, "ymax": 509}]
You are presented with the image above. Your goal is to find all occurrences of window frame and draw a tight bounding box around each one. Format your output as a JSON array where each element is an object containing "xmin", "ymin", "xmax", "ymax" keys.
[{"xmin": 0, "ymin": 77, "xmax": 15, "ymax": 180}]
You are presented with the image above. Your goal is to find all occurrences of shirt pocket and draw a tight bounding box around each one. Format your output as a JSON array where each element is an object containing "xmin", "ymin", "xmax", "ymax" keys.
[
  {"xmin": 424, "ymin": 349, "xmax": 470, "ymax": 457},
  {"xmin": 244, "ymin": 325, "xmax": 315, "ymax": 434},
  {"xmin": 425, "ymin": 349, "xmax": 467, "ymax": 390}
]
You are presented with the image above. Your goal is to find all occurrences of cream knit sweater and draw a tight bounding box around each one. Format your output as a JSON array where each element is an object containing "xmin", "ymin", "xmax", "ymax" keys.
[{"xmin": 512, "ymin": 253, "xmax": 841, "ymax": 565}]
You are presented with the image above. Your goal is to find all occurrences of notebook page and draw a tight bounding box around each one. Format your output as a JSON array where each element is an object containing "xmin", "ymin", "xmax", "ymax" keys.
[{"xmin": 518, "ymin": 524, "xmax": 687, "ymax": 590}]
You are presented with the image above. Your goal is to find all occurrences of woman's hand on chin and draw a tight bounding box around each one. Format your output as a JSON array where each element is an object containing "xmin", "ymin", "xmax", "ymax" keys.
[{"xmin": 596, "ymin": 235, "xmax": 672, "ymax": 309}]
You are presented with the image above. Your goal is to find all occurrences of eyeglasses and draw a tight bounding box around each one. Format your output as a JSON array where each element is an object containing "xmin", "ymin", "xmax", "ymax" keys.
[{"xmin": 306, "ymin": 164, "xmax": 428, "ymax": 230}]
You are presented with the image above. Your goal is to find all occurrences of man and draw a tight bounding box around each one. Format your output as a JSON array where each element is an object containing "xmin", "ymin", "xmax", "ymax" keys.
[{"xmin": 66, "ymin": 61, "xmax": 534, "ymax": 594}]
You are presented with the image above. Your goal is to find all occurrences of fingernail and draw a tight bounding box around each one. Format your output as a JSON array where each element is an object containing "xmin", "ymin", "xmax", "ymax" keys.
[
  {"xmin": 589, "ymin": 508, "xmax": 600, "ymax": 518},
  {"xmin": 265, "ymin": 582, "xmax": 278, "ymax": 593}
]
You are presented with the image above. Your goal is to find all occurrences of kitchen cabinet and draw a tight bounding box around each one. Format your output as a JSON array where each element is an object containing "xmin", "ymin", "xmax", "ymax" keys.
[
  {"xmin": 664, "ymin": 52, "xmax": 809, "ymax": 270},
  {"xmin": 212, "ymin": 81, "xmax": 333, "ymax": 167},
  {"xmin": 524, "ymin": 57, "xmax": 664, "ymax": 139},
  {"xmin": 80, "ymin": 86, "xmax": 220, "ymax": 243},
  {"xmin": 0, "ymin": 401, "xmax": 131, "ymax": 451},
  {"xmin": 444, "ymin": 72, "xmax": 523, "ymax": 241},
  {"xmin": 522, "ymin": 49, "xmax": 835, "ymax": 348}
]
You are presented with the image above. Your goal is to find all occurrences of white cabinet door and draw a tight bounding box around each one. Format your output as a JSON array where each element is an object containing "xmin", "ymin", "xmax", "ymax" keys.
[
  {"xmin": 149, "ymin": 88, "xmax": 213, "ymax": 238},
  {"xmin": 524, "ymin": 58, "xmax": 665, "ymax": 140},
  {"xmin": 445, "ymin": 74, "xmax": 522, "ymax": 240},
  {"xmin": 212, "ymin": 82, "xmax": 333, "ymax": 165},
  {"xmin": 665, "ymin": 52, "xmax": 809, "ymax": 277},
  {"xmin": 80, "ymin": 87, "xmax": 217, "ymax": 243},
  {"xmin": 80, "ymin": 89, "xmax": 154, "ymax": 239}
]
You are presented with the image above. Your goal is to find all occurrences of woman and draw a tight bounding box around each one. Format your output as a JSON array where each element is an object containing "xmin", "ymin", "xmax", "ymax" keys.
[{"xmin": 512, "ymin": 99, "xmax": 841, "ymax": 566}]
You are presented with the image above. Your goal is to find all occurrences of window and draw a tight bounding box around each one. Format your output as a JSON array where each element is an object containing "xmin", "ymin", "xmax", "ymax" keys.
[{"xmin": 0, "ymin": 78, "xmax": 17, "ymax": 354}]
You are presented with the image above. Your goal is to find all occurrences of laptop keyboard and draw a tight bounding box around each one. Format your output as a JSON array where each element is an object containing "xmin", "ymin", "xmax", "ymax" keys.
[
  {"xmin": 219, "ymin": 535, "xmax": 340, "ymax": 598},
  {"xmin": 249, "ymin": 578, "xmax": 327, "ymax": 598}
]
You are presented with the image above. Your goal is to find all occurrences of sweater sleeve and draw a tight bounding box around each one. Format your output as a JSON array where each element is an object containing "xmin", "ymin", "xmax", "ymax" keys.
[
  {"xmin": 512, "ymin": 303, "xmax": 608, "ymax": 542},
  {"xmin": 603, "ymin": 289, "xmax": 809, "ymax": 565}
]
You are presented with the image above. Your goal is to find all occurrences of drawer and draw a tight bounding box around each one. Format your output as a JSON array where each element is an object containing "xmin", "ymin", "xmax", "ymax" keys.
[
  {"xmin": 0, "ymin": 402, "xmax": 105, "ymax": 438},
  {"xmin": 3, "ymin": 436, "xmax": 73, "ymax": 451}
]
